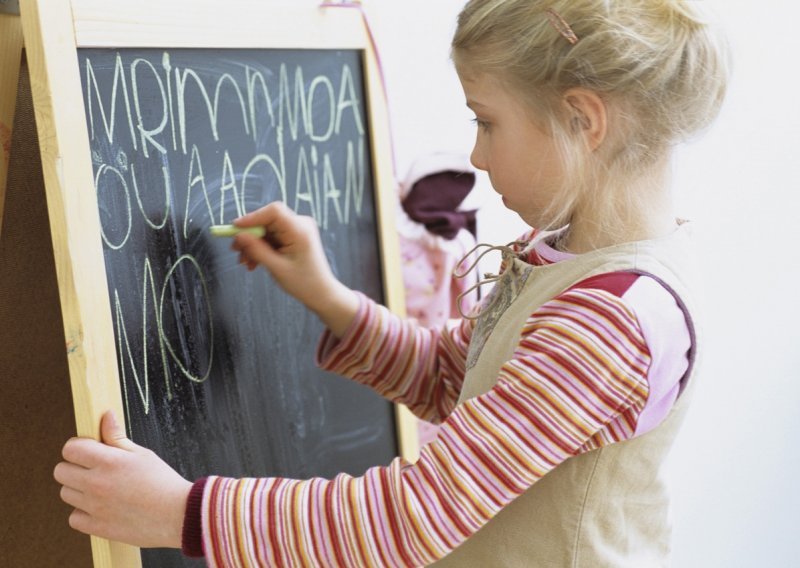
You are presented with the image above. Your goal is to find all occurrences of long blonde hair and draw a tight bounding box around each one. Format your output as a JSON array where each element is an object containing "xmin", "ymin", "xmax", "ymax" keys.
[{"xmin": 452, "ymin": 0, "xmax": 730, "ymax": 242}]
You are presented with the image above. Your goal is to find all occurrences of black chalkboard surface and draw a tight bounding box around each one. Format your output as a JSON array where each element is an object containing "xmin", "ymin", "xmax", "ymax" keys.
[{"xmin": 78, "ymin": 48, "xmax": 397, "ymax": 567}]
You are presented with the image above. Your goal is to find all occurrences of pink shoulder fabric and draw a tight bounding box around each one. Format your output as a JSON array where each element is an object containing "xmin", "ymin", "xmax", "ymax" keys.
[{"xmin": 569, "ymin": 271, "xmax": 691, "ymax": 437}]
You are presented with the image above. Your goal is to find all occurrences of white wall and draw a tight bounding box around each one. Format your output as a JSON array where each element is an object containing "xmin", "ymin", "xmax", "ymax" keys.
[
  {"xmin": 666, "ymin": 2, "xmax": 800, "ymax": 566},
  {"xmin": 365, "ymin": 1, "xmax": 800, "ymax": 566},
  {"xmin": 364, "ymin": 0, "xmax": 529, "ymax": 243}
]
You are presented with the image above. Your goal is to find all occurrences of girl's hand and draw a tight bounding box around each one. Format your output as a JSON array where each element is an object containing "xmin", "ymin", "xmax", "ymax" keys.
[
  {"xmin": 232, "ymin": 201, "xmax": 358, "ymax": 337},
  {"xmin": 53, "ymin": 412, "xmax": 192, "ymax": 549}
]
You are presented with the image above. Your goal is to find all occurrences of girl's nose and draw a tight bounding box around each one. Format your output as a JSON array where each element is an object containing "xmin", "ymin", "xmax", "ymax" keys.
[{"xmin": 470, "ymin": 145, "xmax": 486, "ymax": 172}]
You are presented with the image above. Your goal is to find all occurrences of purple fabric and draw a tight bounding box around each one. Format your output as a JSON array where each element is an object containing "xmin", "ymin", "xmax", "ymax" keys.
[
  {"xmin": 401, "ymin": 171, "xmax": 477, "ymax": 239},
  {"xmin": 623, "ymin": 277, "xmax": 691, "ymax": 437}
]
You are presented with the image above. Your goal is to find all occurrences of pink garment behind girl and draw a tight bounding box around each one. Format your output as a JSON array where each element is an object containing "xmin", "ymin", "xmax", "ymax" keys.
[{"xmin": 397, "ymin": 153, "xmax": 479, "ymax": 445}]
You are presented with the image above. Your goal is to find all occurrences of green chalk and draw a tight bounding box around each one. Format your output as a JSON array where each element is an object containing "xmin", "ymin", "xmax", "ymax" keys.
[{"xmin": 209, "ymin": 224, "xmax": 267, "ymax": 238}]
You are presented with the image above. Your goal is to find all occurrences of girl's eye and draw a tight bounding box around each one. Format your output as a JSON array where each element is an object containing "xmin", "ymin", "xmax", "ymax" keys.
[{"xmin": 471, "ymin": 117, "xmax": 490, "ymax": 131}]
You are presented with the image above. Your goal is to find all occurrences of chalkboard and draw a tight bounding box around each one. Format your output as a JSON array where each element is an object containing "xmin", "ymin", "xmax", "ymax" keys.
[
  {"xmin": 78, "ymin": 47, "xmax": 397, "ymax": 566},
  {"xmin": 20, "ymin": 4, "xmax": 409, "ymax": 565}
]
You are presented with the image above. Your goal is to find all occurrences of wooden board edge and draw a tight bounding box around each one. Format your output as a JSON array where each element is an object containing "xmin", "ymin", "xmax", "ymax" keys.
[
  {"xmin": 359, "ymin": 43, "xmax": 419, "ymax": 463},
  {"xmin": 0, "ymin": 14, "xmax": 24, "ymax": 239},
  {"xmin": 19, "ymin": 0, "xmax": 141, "ymax": 566},
  {"xmin": 70, "ymin": 0, "xmax": 368, "ymax": 49}
]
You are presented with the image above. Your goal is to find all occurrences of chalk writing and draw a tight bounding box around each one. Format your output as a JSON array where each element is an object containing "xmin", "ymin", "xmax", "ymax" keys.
[{"xmin": 83, "ymin": 49, "xmax": 371, "ymax": 417}]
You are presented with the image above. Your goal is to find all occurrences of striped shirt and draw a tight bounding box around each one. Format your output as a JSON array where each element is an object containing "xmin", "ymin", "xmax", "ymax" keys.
[{"xmin": 184, "ymin": 232, "xmax": 691, "ymax": 566}]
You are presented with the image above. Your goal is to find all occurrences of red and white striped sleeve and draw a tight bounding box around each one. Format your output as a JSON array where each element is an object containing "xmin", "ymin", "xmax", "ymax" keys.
[
  {"xmin": 189, "ymin": 285, "xmax": 653, "ymax": 567},
  {"xmin": 314, "ymin": 292, "xmax": 476, "ymax": 424}
]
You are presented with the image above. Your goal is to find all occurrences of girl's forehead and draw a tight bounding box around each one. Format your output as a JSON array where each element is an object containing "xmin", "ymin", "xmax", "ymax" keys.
[
  {"xmin": 456, "ymin": 66, "xmax": 489, "ymax": 86},
  {"xmin": 460, "ymin": 73, "xmax": 518, "ymax": 107},
  {"xmin": 459, "ymin": 71, "xmax": 499, "ymax": 95}
]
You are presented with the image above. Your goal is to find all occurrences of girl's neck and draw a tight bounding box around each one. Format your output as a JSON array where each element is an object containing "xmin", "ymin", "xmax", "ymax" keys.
[{"xmin": 560, "ymin": 161, "xmax": 676, "ymax": 254}]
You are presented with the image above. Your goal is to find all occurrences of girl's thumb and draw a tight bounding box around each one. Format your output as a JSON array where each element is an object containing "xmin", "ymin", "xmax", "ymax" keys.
[{"xmin": 101, "ymin": 411, "xmax": 138, "ymax": 451}]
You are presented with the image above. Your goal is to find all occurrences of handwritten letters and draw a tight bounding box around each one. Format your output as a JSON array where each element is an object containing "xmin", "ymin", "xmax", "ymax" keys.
[{"xmin": 82, "ymin": 49, "xmax": 370, "ymax": 419}]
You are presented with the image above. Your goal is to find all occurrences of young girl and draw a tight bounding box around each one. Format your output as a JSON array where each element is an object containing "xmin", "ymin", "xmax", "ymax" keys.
[{"xmin": 53, "ymin": 0, "xmax": 728, "ymax": 565}]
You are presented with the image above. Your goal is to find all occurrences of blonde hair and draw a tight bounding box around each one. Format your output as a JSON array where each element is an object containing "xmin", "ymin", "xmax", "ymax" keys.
[{"xmin": 452, "ymin": 0, "xmax": 730, "ymax": 242}]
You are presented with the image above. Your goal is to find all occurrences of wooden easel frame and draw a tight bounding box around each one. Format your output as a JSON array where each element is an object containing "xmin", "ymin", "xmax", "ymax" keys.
[{"xmin": 18, "ymin": 1, "xmax": 415, "ymax": 566}]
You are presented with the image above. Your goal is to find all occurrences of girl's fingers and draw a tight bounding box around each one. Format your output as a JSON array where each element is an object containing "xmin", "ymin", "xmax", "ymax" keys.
[
  {"xmin": 61, "ymin": 437, "xmax": 108, "ymax": 469},
  {"xmin": 235, "ymin": 201, "xmax": 294, "ymax": 230},
  {"xmin": 236, "ymin": 202, "xmax": 314, "ymax": 251},
  {"xmin": 233, "ymin": 233, "xmax": 270, "ymax": 266},
  {"xmin": 234, "ymin": 232, "xmax": 290, "ymax": 272},
  {"xmin": 59, "ymin": 485, "xmax": 86, "ymax": 511},
  {"xmin": 99, "ymin": 411, "xmax": 139, "ymax": 453},
  {"xmin": 67, "ymin": 508, "xmax": 97, "ymax": 537},
  {"xmin": 54, "ymin": 461, "xmax": 88, "ymax": 488}
]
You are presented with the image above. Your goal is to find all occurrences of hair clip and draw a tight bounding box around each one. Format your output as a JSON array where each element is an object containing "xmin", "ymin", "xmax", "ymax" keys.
[{"xmin": 545, "ymin": 8, "xmax": 579, "ymax": 45}]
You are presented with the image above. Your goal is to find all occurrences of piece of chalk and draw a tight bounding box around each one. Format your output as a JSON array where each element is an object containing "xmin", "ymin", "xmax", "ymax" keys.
[{"xmin": 209, "ymin": 224, "xmax": 266, "ymax": 238}]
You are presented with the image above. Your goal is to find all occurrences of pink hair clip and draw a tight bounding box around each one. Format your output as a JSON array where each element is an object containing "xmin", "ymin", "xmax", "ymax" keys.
[{"xmin": 545, "ymin": 8, "xmax": 579, "ymax": 45}]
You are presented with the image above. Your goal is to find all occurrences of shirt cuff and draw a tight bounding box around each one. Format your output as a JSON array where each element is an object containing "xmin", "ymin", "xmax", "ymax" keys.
[{"xmin": 181, "ymin": 477, "xmax": 208, "ymax": 558}]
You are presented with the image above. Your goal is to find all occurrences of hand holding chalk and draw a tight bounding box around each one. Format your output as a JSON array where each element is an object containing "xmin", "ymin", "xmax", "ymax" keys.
[{"xmin": 230, "ymin": 202, "xmax": 359, "ymax": 338}]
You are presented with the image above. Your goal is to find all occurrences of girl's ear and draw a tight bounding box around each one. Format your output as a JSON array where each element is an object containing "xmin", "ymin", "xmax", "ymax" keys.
[{"xmin": 563, "ymin": 88, "xmax": 608, "ymax": 151}]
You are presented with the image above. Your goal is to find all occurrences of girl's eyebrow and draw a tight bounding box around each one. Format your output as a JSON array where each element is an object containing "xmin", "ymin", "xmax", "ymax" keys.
[{"xmin": 466, "ymin": 100, "xmax": 488, "ymax": 110}]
